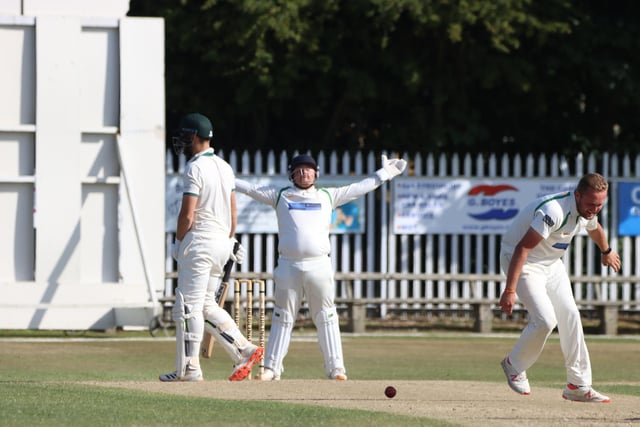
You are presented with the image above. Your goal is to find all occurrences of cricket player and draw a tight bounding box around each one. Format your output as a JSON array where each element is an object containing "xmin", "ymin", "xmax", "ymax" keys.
[
  {"xmin": 499, "ymin": 173, "xmax": 621, "ymax": 402},
  {"xmin": 236, "ymin": 153, "xmax": 407, "ymax": 380},
  {"xmin": 159, "ymin": 112, "xmax": 263, "ymax": 382}
]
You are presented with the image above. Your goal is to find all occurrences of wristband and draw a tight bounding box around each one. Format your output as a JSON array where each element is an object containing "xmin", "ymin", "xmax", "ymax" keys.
[
  {"xmin": 601, "ymin": 247, "xmax": 612, "ymax": 255},
  {"xmin": 503, "ymin": 289, "xmax": 516, "ymax": 295}
]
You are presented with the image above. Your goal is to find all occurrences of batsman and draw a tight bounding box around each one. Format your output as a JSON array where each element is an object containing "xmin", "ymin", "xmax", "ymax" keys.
[{"xmin": 159, "ymin": 112, "xmax": 263, "ymax": 382}]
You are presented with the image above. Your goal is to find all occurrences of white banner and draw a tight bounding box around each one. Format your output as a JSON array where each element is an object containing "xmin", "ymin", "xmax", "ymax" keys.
[
  {"xmin": 235, "ymin": 177, "xmax": 283, "ymax": 234},
  {"xmin": 392, "ymin": 178, "xmax": 576, "ymax": 234}
]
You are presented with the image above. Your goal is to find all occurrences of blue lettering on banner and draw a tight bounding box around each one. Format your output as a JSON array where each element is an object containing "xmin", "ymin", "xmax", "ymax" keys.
[
  {"xmin": 552, "ymin": 242, "xmax": 569, "ymax": 250},
  {"xmin": 468, "ymin": 209, "xmax": 518, "ymax": 220},
  {"xmin": 288, "ymin": 202, "xmax": 321, "ymax": 210}
]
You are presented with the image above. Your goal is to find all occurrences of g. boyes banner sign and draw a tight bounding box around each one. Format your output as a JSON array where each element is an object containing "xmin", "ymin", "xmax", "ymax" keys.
[{"xmin": 392, "ymin": 178, "xmax": 577, "ymax": 235}]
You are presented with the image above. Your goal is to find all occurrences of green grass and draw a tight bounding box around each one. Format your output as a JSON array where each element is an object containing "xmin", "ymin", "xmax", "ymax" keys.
[
  {"xmin": 0, "ymin": 382, "xmax": 444, "ymax": 427},
  {"xmin": 1, "ymin": 332, "xmax": 638, "ymax": 426}
]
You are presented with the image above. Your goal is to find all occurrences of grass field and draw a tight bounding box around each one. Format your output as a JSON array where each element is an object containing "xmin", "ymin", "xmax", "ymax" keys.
[{"xmin": 1, "ymin": 331, "xmax": 639, "ymax": 426}]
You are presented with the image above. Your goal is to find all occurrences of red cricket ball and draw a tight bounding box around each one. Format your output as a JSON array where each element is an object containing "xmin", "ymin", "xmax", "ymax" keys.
[{"xmin": 384, "ymin": 386, "xmax": 396, "ymax": 398}]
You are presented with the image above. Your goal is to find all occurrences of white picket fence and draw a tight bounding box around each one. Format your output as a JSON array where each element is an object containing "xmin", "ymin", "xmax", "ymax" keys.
[{"xmin": 165, "ymin": 150, "xmax": 640, "ymax": 325}]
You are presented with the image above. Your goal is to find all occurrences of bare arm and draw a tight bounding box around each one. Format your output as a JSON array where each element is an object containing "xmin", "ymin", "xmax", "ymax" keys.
[
  {"xmin": 176, "ymin": 194, "xmax": 197, "ymax": 241},
  {"xmin": 500, "ymin": 227, "xmax": 543, "ymax": 315},
  {"xmin": 229, "ymin": 191, "xmax": 237, "ymax": 238},
  {"xmin": 587, "ymin": 223, "xmax": 621, "ymax": 272},
  {"xmin": 587, "ymin": 223, "xmax": 609, "ymax": 252}
]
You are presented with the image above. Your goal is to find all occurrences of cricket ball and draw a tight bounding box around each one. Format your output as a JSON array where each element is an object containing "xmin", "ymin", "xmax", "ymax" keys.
[{"xmin": 384, "ymin": 386, "xmax": 396, "ymax": 398}]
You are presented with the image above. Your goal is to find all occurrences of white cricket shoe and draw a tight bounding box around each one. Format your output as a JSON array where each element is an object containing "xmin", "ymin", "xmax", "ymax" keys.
[
  {"xmin": 562, "ymin": 384, "xmax": 611, "ymax": 403},
  {"xmin": 229, "ymin": 346, "xmax": 264, "ymax": 381},
  {"xmin": 329, "ymin": 368, "xmax": 348, "ymax": 381},
  {"xmin": 255, "ymin": 368, "xmax": 280, "ymax": 381},
  {"xmin": 501, "ymin": 357, "xmax": 530, "ymax": 395},
  {"xmin": 159, "ymin": 368, "xmax": 203, "ymax": 382}
]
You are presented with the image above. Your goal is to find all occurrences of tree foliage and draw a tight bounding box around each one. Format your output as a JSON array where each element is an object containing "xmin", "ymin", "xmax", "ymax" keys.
[{"xmin": 128, "ymin": 0, "xmax": 640, "ymax": 156}]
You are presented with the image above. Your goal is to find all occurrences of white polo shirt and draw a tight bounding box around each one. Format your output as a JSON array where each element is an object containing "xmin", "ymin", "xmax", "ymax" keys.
[
  {"xmin": 501, "ymin": 191, "xmax": 598, "ymax": 265},
  {"xmin": 183, "ymin": 148, "xmax": 235, "ymax": 236}
]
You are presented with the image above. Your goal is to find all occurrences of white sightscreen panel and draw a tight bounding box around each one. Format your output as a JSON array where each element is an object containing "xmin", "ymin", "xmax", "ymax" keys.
[
  {"xmin": 0, "ymin": 133, "xmax": 35, "ymax": 176},
  {"xmin": 119, "ymin": 18, "xmax": 165, "ymax": 130},
  {"xmin": 81, "ymin": 133, "xmax": 119, "ymax": 178},
  {"xmin": 23, "ymin": 0, "xmax": 130, "ymax": 17},
  {"xmin": 118, "ymin": 17, "xmax": 165, "ymax": 293},
  {"xmin": 0, "ymin": 185, "xmax": 34, "ymax": 281},
  {"xmin": 79, "ymin": 27, "xmax": 119, "ymax": 128},
  {"xmin": 0, "ymin": 0, "xmax": 22, "ymax": 15},
  {"xmin": 35, "ymin": 15, "xmax": 83, "ymax": 284},
  {"xmin": 81, "ymin": 184, "xmax": 118, "ymax": 282},
  {"xmin": 0, "ymin": 25, "xmax": 36, "ymax": 126}
]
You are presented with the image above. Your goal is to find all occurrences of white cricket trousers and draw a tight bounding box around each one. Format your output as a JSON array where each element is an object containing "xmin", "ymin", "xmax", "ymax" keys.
[
  {"xmin": 273, "ymin": 255, "xmax": 335, "ymax": 319},
  {"xmin": 500, "ymin": 253, "xmax": 592, "ymax": 386},
  {"xmin": 177, "ymin": 231, "xmax": 229, "ymax": 306}
]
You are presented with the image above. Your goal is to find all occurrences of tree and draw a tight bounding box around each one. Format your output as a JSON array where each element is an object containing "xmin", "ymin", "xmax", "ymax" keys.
[{"xmin": 128, "ymin": 0, "xmax": 640, "ymax": 156}]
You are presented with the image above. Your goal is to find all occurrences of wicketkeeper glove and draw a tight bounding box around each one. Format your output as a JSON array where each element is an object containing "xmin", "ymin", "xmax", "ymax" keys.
[
  {"xmin": 375, "ymin": 154, "xmax": 407, "ymax": 181},
  {"xmin": 171, "ymin": 239, "xmax": 181, "ymax": 261},
  {"xmin": 229, "ymin": 238, "xmax": 247, "ymax": 264}
]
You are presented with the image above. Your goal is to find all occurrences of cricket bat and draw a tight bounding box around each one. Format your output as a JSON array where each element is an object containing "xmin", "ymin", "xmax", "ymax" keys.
[{"xmin": 201, "ymin": 242, "xmax": 239, "ymax": 358}]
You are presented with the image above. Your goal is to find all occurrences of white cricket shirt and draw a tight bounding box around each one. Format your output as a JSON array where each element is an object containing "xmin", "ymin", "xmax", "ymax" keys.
[
  {"xmin": 500, "ymin": 191, "xmax": 598, "ymax": 265},
  {"xmin": 183, "ymin": 148, "xmax": 235, "ymax": 236}
]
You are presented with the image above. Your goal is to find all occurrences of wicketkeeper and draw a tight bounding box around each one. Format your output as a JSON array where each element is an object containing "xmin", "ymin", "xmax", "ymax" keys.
[{"xmin": 236, "ymin": 153, "xmax": 407, "ymax": 380}]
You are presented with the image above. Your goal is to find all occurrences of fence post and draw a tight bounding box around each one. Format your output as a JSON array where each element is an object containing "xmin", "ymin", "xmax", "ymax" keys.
[
  {"xmin": 597, "ymin": 305, "xmax": 618, "ymax": 335},
  {"xmin": 347, "ymin": 301, "xmax": 367, "ymax": 333},
  {"xmin": 472, "ymin": 303, "xmax": 494, "ymax": 333}
]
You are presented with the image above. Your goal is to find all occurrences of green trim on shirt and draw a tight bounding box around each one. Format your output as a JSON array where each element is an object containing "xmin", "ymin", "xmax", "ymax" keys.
[
  {"xmin": 319, "ymin": 187, "xmax": 332, "ymax": 205},
  {"xmin": 533, "ymin": 191, "xmax": 571, "ymax": 230},
  {"xmin": 276, "ymin": 187, "xmax": 291, "ymax": 207},
  {"xmin": 533, "ymin": 191, "xmax": 571, "ymax": 213}
]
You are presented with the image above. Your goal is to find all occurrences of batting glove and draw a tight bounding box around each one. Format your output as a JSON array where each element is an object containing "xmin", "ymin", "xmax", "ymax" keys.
[
  {"xmin": 171, "ymin": 239, "xmax": 181, "ymax": 261},
  {"xmin": 375, "ymin": 154, "xmax": 407, "ymax": 181},
  {"xmin": 229, "ymin": 238, "xmax": 247, "ymax": 264}
]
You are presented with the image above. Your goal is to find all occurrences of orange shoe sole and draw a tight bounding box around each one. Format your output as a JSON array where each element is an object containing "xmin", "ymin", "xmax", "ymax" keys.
[{"xmin": 228, "ymin": 347, "xmax": 264, "ymax": 381}]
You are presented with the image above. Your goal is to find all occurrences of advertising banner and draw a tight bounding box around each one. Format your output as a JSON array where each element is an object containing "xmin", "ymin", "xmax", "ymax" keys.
[
  {"xmin": 392, "ymin": 178, "xmax": 576, "ymax": 234},
  {"xmin": 618, "ymin": 181, "xmax": 640, "ymax": 236}
]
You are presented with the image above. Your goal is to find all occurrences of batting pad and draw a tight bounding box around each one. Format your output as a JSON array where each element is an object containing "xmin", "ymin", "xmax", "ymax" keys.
[
  {"xmin": 315, "ymin": 306, "xmax": 345, "ymax": 376},
  {"xmin": 264, "ymin": 306, "xmax": 294, "ymax": 376},
  {"xmin": 173, "ymin": 290, "xmax": 204, "ymax": 377},
  {"xmin": 204, "ymin": 305, "xmax": 249, "ymax": 365}
]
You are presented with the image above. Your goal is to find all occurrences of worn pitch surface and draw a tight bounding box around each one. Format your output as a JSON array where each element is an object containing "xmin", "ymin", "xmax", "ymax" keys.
[{"xmin": 94, "ymin": 379, "xmax": 640, "ymax": 426}]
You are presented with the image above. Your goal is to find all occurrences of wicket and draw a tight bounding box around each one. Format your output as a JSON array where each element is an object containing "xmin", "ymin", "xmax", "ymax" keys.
[{"xmin": 233, "ymin": 279, "xmax": 266, "ymax": 378}]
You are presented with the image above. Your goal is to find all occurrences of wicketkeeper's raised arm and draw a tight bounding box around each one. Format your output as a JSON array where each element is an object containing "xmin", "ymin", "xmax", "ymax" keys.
[
  {"xmin": 235, "ymin": 178, "xmax": 279, "ymax": 207},
  {"xmin": 375, "ymin": 154, "xmax": 407, "ymax": 182},
  {"xmin": 330, "ymin": 155, "xmax": 408, "ymax": 206}
]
